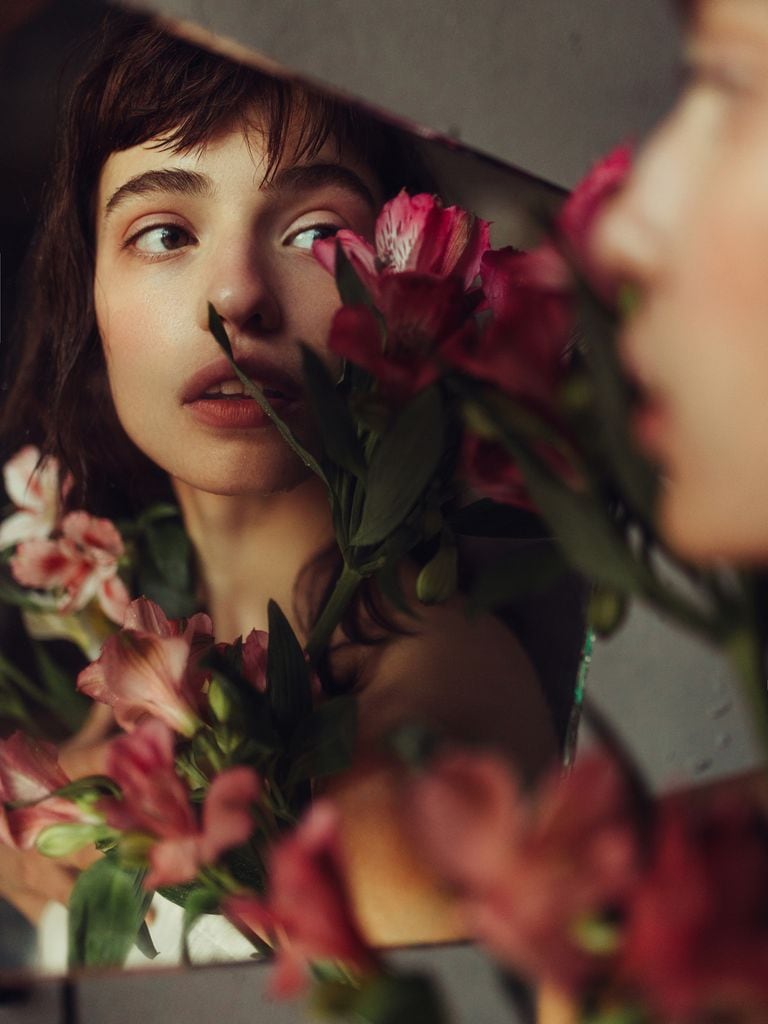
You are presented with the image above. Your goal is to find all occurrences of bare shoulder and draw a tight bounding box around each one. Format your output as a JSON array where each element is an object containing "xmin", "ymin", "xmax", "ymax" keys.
[{"xmin": 354, "ymin": 576, "xmax": 559, "ymax": 781}]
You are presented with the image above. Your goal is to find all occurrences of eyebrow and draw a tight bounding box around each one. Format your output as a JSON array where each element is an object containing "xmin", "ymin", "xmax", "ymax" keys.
[
  {"xmin": 104, "ymin": 168, "xmax": 214, "ymax": 217},
  {"xmin": 261, "ymin": 163, "xmax": 377, "ymax": 210}
]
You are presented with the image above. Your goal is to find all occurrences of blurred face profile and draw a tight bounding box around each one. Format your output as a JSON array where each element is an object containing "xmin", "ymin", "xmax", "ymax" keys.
[{"xmin": 593, "ymin": 0, "xmax": 768, "ymax": 562}]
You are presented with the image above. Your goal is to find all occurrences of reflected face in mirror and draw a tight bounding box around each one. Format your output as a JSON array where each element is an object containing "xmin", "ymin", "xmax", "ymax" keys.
[
  {"xmin": 94, "ymin": 123, "xmax": 380, "ymax": 497},
  {"xmin": 593, "ymin": 0, "xmax": 768, "ymax": 563}
]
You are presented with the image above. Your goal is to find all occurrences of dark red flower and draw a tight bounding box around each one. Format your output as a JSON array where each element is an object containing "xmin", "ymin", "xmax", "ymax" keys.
[
  {"xmin": 327, "ymin": 274, "xmax": 477, "ymax": 401},
  {"xmin": 461, "ymin": 435, "xmax": 537, "ymax": 513}
]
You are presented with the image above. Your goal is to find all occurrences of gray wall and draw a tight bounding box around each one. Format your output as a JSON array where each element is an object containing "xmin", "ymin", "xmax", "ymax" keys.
[{"xmin": 122, "ymin": 0, "xmax": 683, "ymax": 188}]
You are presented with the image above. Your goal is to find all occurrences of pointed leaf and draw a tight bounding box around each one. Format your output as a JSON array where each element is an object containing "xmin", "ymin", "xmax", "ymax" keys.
[
  {"xmin": 266, "ymin": 600, "xmax": 313, "ymax": 739},
  {"xmin": 352, "ymin": 388, "xmax": 444, "ymax": 547},
  {"xmin": 301, "ymin": 345, "xmax": 367, "ymax": 479},
  {"xmin": 287, "ymin": 695, "xmax": 357, "ymax": 786},
  {"xmin": 68, "ymin": 858, "xmax": 153, "ymax": 968}
]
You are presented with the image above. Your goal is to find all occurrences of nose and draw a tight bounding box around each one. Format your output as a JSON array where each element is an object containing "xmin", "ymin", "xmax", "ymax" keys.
[
  {"xmin": 591, "ymin": 113, "xmax": 687, "ymax": 291},
  {"xmin": 199, "ymin": 236, "xmax": 282, "ymax": 340}
]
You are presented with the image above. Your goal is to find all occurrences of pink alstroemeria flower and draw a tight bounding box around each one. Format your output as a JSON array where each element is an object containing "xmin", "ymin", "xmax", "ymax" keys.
[
  {"xmin": 314, "ymin": 191, "xmax": 489, "ymax": 400},
  {"xmin": 0, "ymin": 445, "xmax": 72, "ymax": 549},
  {"xmin": 10, "ymin": 510, "xmax": 130, "ymax": 625},
  {"xmin": 226, "ymin": 801, "xmax": 379, "ymax": 997},
  {"xmin": 77, "ymin": 597, "xmax": 214, "ymax": 736},
  {"xmin": 101, "ymin": 718, "xmax": 260, "ymax": 890},
  {"xmin": 314, "ymin": 189, "xmax": 490, "ymax": 296},
  {"xmin": 0, "ymin": 732, "xmax": 94, "ymax": 851},
  {"xmin": 405, "ymin": 750, "xmax": 640, "ymax": 993}
]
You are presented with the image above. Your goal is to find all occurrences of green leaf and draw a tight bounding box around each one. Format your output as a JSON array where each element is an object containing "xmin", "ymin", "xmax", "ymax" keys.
[
  {"xmin": 135, "ymin": 920, "xmax": 159, "ymax": 961},
  {"xmin": 68, "ymin": 858, "xmax": 153, "ymax": 969},
  {"xmin": 144, "ymin": 517, "xmax": 194, "ymax": 592},
  {"xmin": 501, "ymin": 441, "xmax": 653, "ymax": 594},
  {"xmin": 266, "ymin": 600, "xmax": 313, "ymax": 739},
  {"xmin": 301, "ymin": 344, "xmax": 367, "ymax": 480},
  {"xmin": 54, "ymin": 774, "xmax": 122, "ymax": 802},
  {"xmin": 353, "ymin": 972, "xmax": 448, "ymax": 1024},
  {"xmin": 468, "ymin": 542, "xmax": 569, "ymax": 613},
  {"xmin": 352, "ymin": 387, "xmax": 444, "ymax": 547},
  {"xmin": 31, "ymin": 642, "xmax": 90, "ymax": 733},
  {"xmin": 207, "ymin": 304, "xmax": 329, "ymax": 486},
  {"xmin": 287, "ymin": 695, "xmax": 357, "ymax": 787},
  {"xmin": 447, "ymin": 499, "xmax": 550, "ymax": 540}
]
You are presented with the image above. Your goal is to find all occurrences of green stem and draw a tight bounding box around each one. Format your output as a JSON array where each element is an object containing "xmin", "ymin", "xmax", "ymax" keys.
[
  {"xmin": 305, "ymin": 563, "xmax": 363, "ymax": 664},
  {"xmin": 726, "ymin": 625, "xmax": 768, "ymax": 757}
]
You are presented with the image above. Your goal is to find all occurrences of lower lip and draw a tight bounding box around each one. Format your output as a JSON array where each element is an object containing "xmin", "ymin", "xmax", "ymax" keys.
[{"xmin": 185, "ymin": 396, "xmax": 297, "ymax": 430}]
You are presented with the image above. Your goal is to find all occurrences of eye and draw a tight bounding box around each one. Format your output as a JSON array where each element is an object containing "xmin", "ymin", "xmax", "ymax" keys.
[
  {"xmin": 286, "ymin": 223, "xmax": 341, "ymax": 251},
  {"xmin": 127, "ymin": 223, "xmax": 197, "ymax": 256}
]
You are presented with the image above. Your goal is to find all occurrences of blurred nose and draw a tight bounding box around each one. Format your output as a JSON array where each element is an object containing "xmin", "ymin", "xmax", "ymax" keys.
[
  {"xmin": 591, "ymin": 112, "xmax": 687, "ymax": 290},
  {"xmin": 199, "ymin": 235, "xmax": 282, "ymax": 340}
]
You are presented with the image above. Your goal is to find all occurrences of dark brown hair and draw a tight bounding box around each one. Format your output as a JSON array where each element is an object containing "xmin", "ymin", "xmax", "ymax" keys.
[{"xmin": 1, "ymin": 10, "xmax": 434, "ymax": 517}]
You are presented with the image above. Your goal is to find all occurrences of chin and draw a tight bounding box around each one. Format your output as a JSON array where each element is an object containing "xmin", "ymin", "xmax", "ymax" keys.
[{"xmin": 660, "ymin": 490, "xmax": 768, "ymax": 566}]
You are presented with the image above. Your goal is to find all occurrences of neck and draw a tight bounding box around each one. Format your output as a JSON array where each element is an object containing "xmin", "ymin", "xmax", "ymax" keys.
[{"xmin": 172, "ymin": 475, "xmax": 335, "ymax": 643}]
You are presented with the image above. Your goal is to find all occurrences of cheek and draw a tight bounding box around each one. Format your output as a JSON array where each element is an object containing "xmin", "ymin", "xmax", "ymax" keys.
[{"xmin": 283, "ymin": 265, "xmax": 344, "ymax": 367}]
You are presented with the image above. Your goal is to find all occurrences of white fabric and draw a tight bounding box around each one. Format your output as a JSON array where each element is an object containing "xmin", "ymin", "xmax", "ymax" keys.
[{"xmin": 37, "ymin": 894, "xmax": 257, "ymax": 973}]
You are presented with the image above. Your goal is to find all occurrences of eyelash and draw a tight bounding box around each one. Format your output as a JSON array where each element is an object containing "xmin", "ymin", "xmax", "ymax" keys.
[
  {"xmin": 284, "ymin": 222, "xmax": 341, "ymax": 249},
  {"xmin": 124, "ymin": 222, "xmax": 197, "ymax": 260},
  {"xmin": 123, "ymin": 220, "xmax": 342, "ymax": 259}
]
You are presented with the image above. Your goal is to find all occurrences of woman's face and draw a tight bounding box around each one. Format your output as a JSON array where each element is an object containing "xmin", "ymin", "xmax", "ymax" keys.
[
  {"xmin": 593, "ymin": 0, "xmax": 768, "ymax": 562},
  {"xmin": 93, "ymin": 116, "xmax": 380, "ymax": 496}
]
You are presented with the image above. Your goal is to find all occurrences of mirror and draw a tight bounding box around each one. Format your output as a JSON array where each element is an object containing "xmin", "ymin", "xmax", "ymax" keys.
[{"xmin": 6, "ymin": 0, "xmax": 755, "ymax": 1010}]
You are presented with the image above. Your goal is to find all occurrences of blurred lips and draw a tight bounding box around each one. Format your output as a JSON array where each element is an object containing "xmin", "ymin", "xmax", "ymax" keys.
[
  {"xmin": 182, "ymin": 356, "xmax": 302, "ymax": 430},
  {"xmin": 619, "ymin": 330, "xmax": 670, "ymax": 461}
]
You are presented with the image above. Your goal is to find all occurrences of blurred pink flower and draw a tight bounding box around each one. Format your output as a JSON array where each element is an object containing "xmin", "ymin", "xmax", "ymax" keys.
[
  {"xmin": 0, "ymin": 732, "xmax": 93, "ymax": 850},
  {"xmin": 314, "ymin": 190, "xmax": 490, "ymax": 295},
  {"xmin": 461, "ymin": 435, "xmax": 537, "ymax": 513},
  {"xmin": 0, "ymin": 446, "xmax": 72, "ymax": 549},
  {"xmin": 77, "ymin": 597, "xmax": 214, "ymax": 736},
  {"xmin": 558, "ymin": 144, "xmax": 632, "ymax": 272},
  {"xmin": 101, "ymin": 718, "xmax": 260, "ymax": 889},
  {"xmin": 226, "ymin": 801, "xmax": 378, "ymax": 997},
  {"xmin": 619, "ymin": 785, "xmax": 768, "ymax": 1020},
  {"xmin": 10, "ymin": 510, "xmax": 130, "ymax": 624},
  {"xmin": 405, "ymin": 750, "xmax": 640, "ymax": 992}
]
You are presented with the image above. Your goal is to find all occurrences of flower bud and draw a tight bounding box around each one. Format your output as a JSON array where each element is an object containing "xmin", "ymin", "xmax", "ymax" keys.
[
  {"xmin": 36, "ymin": 823, "xmax": 105, "ymax": 858},
  {"xmin": 587, "ymin": 586, "xmax": 627, "ymax": 637},
  {"xmin": 207, "ymin": 678, "xmax": 231, "ymax": 724}
]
